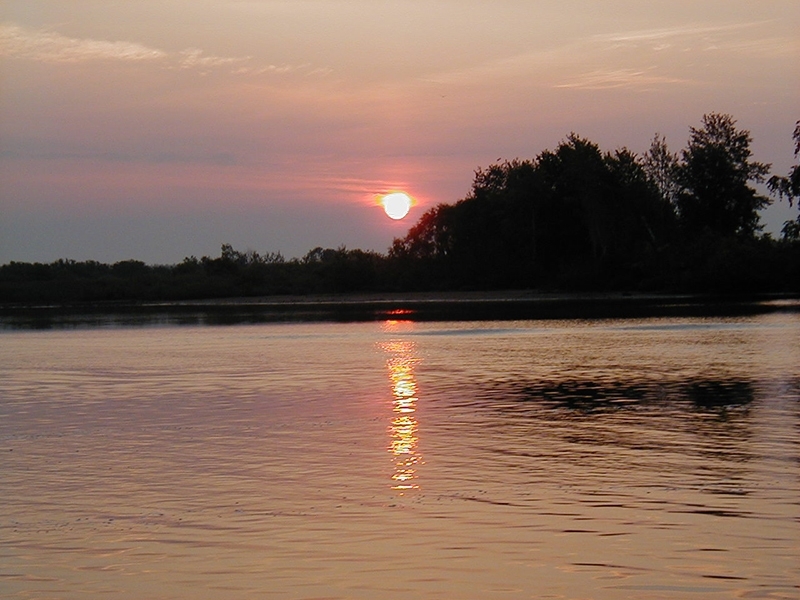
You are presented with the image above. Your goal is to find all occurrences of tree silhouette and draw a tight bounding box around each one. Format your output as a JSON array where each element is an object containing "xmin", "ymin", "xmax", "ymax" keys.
[
  {"xmin": 768, "ymin": 120, "xmax": 800, "ymax": 240},
  {"xmin": 676, "ymin": 114, "xmax": 771, "ymax": 238},
  {"xmin": 2, "ymin": 114, "xmax": 798, "ymax": 303},
  {"xmin": 389, "ymin": 135, "xmax": 673, "ymax": 289},
  {"xmin": 643, "ymin": 133, "xmax": 680, "ymax": 207}
]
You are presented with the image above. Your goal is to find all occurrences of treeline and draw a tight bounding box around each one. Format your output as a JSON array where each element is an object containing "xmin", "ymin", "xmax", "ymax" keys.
[
  {"xmin": 0, "ymin": 245, "xmax": 394, "ymax": 303},
  {"xmin": 1, "ymin": 113, "xmax": 799, "ymax": 304},
  {"xmin": 389, "ymin": 114, "xmax": 800, "ymax": 292}
]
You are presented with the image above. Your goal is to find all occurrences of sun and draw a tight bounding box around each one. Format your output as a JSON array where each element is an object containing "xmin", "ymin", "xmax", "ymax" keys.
[{"xmin": 381, "ymin": 192, "xmax": 413, "ymax": 220}]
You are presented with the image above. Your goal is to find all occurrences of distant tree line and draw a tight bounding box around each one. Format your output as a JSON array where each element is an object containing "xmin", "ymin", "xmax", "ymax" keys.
[
  {"xmin": 0, "ymin": 244, "xmax": 392, "ymax": 303},
  {"xmin": 1, "ymin": 113, "xmax": 799, "ymax": 304}
]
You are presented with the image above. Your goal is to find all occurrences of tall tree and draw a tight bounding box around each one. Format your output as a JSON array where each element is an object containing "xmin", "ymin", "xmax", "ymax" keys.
[
  {"xmin": 536, "ymin": 135, "xmax": 614, "ymax": 263},
  {"xmin": 676, "ymin": 113, "xmax": 771, "ymax": 238},
  {"xmin": 606, "ymin": 147, "xmax": 675, "ymax": 252}
]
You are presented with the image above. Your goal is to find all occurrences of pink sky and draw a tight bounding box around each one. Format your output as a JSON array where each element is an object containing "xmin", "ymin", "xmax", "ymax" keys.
[{"xmin": 1, "ymin": 1, "xmax": 798, "ymax": 263}]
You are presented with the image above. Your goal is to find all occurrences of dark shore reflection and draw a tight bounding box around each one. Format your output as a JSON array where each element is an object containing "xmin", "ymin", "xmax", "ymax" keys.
[
  {"xmin": 380, "ymin": 320, "xmax": 423, "ymax": 491},
  {"xmin": 482, "ymin": 377, "xmax": 756, "ymax": 414},
  {"xmin": 2, "ymin": 295, "xmax": 798, "ymax": 330},
  {"xmin": 472, "ymin": 376, "xmax": 761, "ymax": 468}
]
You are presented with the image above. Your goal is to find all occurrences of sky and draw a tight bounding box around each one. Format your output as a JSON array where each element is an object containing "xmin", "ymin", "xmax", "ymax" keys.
[{"xmin": 1, "ymin": 1, "xmax": 798, "ymax": 264}]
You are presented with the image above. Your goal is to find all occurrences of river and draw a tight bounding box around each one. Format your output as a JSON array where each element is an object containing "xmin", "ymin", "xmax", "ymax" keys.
[{"xmin": 1, "ymin": 310, "xmax": 798, "ymax": 599}]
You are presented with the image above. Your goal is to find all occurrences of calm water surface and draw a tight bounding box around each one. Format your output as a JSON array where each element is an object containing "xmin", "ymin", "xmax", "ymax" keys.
[{"xmin": 1, "ymin": 314, "xmax": 799, "ymax": 599}]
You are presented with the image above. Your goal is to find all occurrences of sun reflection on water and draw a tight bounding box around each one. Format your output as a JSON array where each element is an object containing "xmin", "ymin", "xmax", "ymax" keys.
[{"xmin": 380, "ymin": 320, "xmax": 422, "ymax": 492}]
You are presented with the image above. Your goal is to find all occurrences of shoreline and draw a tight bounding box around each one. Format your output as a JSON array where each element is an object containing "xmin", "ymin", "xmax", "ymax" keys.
[{"xmin": 2, "ymin": 291, "xmax": 799, "ymax": 330}]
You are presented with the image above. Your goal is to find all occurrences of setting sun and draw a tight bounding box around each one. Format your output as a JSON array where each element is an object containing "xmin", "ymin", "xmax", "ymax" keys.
[{"xmin": 381, "ymin": 192, "xmax": 413, "ymax": 220}]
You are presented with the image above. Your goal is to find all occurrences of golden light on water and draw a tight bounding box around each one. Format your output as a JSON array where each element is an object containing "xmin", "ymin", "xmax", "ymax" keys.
[{"xmin": 380, "ymin": 321, "xmax": 422, "ymax": 491}]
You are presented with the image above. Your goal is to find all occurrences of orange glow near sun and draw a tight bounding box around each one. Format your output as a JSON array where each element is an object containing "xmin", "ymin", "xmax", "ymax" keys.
[{"xmin": 380, "ymin": 192, "xmax": 413, "ymax": 220}]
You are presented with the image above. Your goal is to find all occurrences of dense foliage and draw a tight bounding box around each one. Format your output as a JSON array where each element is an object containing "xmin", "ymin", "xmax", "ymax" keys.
[
  {"xmin": 2, "ymin": 114, "xmax": 799, "ymax": 304},
  {"xmin": 389, "ymin": 115, "xmax": 799, "ymax": 292}
]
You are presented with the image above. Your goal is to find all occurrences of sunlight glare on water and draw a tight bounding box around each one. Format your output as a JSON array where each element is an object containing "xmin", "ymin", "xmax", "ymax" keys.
[
  {"xmin": 1, "ymin": 314, "xmax": 799, "ymax": 599},
  {"xmin": 380, "ymin": 319, "xmax": 422, "ymax": 492}
]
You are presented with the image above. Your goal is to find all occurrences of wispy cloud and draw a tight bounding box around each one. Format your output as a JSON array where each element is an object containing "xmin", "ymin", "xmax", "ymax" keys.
[
  {"xmin": 555, "ymin": 68, "xmax": 693, "ymax": 91},
  {"xmin": 178, "ymin": 47, "xmax": 250, "ymax": 69},
  {"xmin": 433, "ymin": 20, "xmax": 789, "ymax": 92},
  {"xmin": 592, "ymin": 20, "xmax": 792, "ymax": 56},
  {"xmin": 554, "ymin": 20, "xmax": 791, "ymax": 91},
  {"xmin": 0, "ymin": 23, "xmax": 323, "ymax": 77},
  {"xmin": 595, "ymin": 22, "xmax": 761, "ymax": 45},
  {"xmin": 0, "ymin": 23, "xmax": 166, "ymax": 62}
]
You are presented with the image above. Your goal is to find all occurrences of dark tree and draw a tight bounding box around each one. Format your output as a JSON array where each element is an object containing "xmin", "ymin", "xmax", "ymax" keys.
[
  {"xmin": 389, "ymin": 135, "xmax": 672, "ymax": 290},
  {"xmin": 605, "ymin": 147, "xmax": 676, "ymax": 254},
  {"xmin": 535, "ymin": 136, "xmax": 671, "ymax": 286},
  {"xmin": 768, "ymin": 120, "xmax": 800, "ymax": 240},
  {"xmin": 536, "ymin": 135, "xmax": 613, "ymax": 264},
  {"xmin": 389, "ymin": 204, "xmax": 455, "ymax": 261},
  {"xmin": 676, "ymin": 113, "xmax": 771, "ymax": 238},
  {"xmin": 643, "ymin": 133, "xmax": 680, "ymax": 206}
]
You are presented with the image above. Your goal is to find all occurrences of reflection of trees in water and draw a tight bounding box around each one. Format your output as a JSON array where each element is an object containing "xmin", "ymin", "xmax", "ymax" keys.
[
  {"xmin": 685, "ymin": 380, "xmax": 753, "ymax": 408},
  {"xmin": 475, "ymin": 376, "xmax": 760, "ymax": 465},
  {"xmin": 484, "ymin": 377, "xmax": 755, "ymax": 414},
  {"xmin": 380, "ymin": 321, "xmax": 423, "ymax": 492}
]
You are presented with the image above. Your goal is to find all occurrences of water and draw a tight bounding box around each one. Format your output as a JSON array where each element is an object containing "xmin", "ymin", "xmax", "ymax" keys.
[{"xmin": 1, "ymin": 313, "xmax": 799, "ymax": 599}]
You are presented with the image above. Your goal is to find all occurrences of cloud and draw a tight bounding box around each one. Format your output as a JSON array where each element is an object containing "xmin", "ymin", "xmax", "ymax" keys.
[
  {"xmin": 555, "ymin": 68, "xmax": 693, "ymax": 91},
  {"xmin": 423, "ymin": 21, "xmax": 776, "ymax": 89},
  {"xmin": 0, "ymin": 23, "xmax": 166, "ymax": 62},
  {"xmin": 592, "ymin": 20, "xmax": 793, "ymax": 58},
  {"xmin": 0, "ymin": 22, "xmax": 322, "ymax": 76},
  {"xmin": 178, "ymin": 48, "xmax": 250, "ymax": 70},
  {"xmin": 595, "ymin": 22, "xmax": 765, "ymax": 46},
  {"xmin": 552, "ymin": 20, "xmax": 792, "ymax": 91}
]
